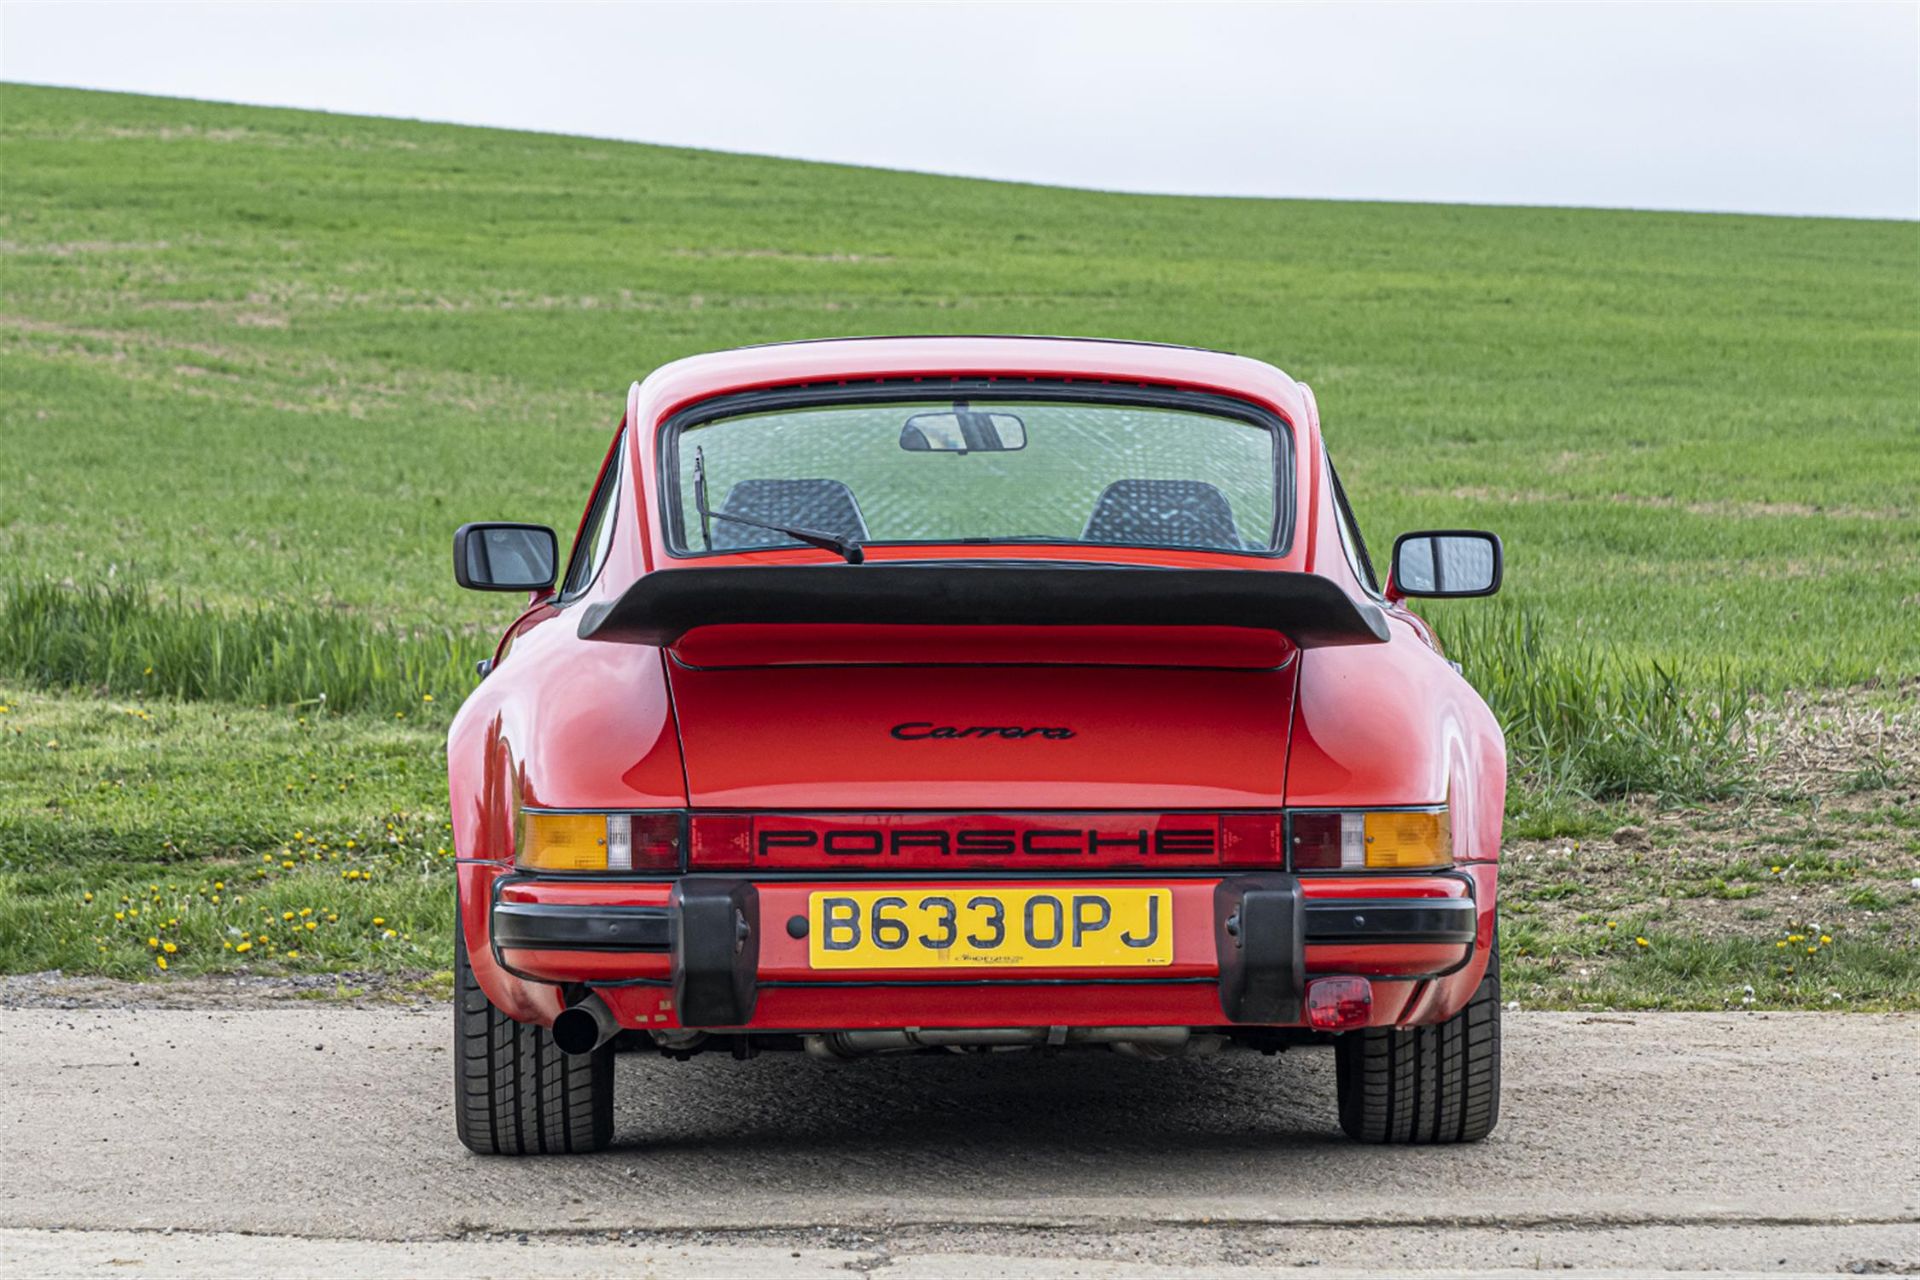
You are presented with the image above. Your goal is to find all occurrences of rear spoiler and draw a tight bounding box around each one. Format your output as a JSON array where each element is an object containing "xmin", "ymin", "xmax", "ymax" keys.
[{"xmin": 576, "ymin": 563, "xmax": 1390, "ymax": 649}]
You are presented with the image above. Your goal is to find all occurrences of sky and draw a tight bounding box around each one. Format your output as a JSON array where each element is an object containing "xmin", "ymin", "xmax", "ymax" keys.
[{"xmin": 3, "ymin": 1, "xmax": 1915, "ymax": 219}]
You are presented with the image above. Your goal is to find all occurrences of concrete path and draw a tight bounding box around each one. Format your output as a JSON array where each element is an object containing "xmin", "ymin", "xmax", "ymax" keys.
[{"xmin": 1, "ymin": 1008, "xmax": 1913, "ymax": 1276}]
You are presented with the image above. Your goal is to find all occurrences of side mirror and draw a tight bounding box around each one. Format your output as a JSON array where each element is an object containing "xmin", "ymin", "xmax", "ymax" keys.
[
  {"xmin": 1390, "ymin": 530, "xmax": 1502, "ymax": 599},
  {"xmin": 454, "ymin": 522, "xmax": 558, "ymax": 592}
]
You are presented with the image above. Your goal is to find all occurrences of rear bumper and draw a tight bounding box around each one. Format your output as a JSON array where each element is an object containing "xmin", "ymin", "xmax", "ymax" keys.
[
  {"xmin": 480, "ymin": 869, "xmax": 1490, "ymax": 1032},
  {"xmin": 493, "ymin": 893, "xmax": 1475, "ymax": 952}
]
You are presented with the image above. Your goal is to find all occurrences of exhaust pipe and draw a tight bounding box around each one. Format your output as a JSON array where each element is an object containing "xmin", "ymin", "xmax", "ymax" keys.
[{"xmin": 550, "ymin": 994, "xmax": 620, "ymax": 1056}]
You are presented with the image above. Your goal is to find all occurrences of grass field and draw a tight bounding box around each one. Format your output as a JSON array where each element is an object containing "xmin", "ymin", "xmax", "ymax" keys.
[{"xmin": 2, "ymin": 84, "xmax": 1915, "ymax": 1006}]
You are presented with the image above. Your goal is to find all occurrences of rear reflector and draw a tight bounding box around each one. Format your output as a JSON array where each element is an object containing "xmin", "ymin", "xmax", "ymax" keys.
[
  {"xmin": 688, "ymin": 814, "xmax": 755, "ymax": 869},
  {"xmin": 1305, "ymin": 975, "xmax": 1373, "ymax": 1030},
  {"xmin": 1218, "ymin": 813, "xmax": 1286, "ymax": 867}
]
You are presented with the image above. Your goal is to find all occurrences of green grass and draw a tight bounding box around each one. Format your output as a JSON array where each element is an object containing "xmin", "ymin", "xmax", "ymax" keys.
[
  {"xmin": 1, "ymin": 84, "xmax": 1915, "ymax": 1003},
  {"xmin": 0, "ymin": 579, "xmax": 474, "ymax": 714},
  {"xmin": 0, "ymin": 685, "xmax": 450, "ymax": 977}
]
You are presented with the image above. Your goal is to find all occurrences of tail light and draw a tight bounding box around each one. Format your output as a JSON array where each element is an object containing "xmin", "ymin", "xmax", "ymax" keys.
[
  {"xmin": 1305, "ymin": 975, "xmax": 1374, "ymax": 1030},
  {"xmin": 1289, "ymin": 808, "xmax": 1450, "ymax": 871},
  {"xmin": 515, "ymin": 810, "xmax": 682, "ymax": 872}
]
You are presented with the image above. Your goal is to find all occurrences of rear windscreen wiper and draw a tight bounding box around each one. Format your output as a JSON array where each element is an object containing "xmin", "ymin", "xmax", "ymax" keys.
[{"xmin": 694, "ymin": 447, "xmax": 864, "ymax": 564}]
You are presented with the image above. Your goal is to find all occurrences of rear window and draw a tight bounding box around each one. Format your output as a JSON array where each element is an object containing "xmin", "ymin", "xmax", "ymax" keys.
[{"xmin": 662, "ymin": 386, "xmax": 1291, "ymax": 557}]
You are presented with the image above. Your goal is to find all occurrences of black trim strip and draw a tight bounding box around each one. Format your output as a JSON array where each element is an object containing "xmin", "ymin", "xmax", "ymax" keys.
[
  {"xmin": 1303, "ymin": 898, "xmax": 1476, "ymax": 945},
  {"xmin": 492, "ymin": 903, "xmax": 671, "ymax": 952}
]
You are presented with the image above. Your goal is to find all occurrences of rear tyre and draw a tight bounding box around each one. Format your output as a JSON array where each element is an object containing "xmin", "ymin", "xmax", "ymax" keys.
[
  {"xmin": 454, "ymin": 913, "xmax": 614, "ymax": 1155},
  {"xmin": 1333, "ymin": 945, "xmax": 1501, "ymax": 1144}
]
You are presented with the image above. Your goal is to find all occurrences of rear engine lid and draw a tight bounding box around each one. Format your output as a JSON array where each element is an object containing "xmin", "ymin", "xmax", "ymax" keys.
[{"xmin": 664, "ymin": 658, "xmax": 1298, "ymax": 809}]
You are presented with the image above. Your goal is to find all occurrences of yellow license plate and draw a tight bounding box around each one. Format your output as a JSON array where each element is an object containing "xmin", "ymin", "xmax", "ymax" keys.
[{"xmin": 807, "ymin": 887, "xmax": 1172, "ymax": 970}]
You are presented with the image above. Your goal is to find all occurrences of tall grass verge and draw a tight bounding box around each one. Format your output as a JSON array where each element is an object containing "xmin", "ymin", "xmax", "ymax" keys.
[
  {"xmin": 2, "ymin": 581, "xmax": 1759, "ymax": 801},
  {"xmin": 0, "ymin": 580, "xmax": 477, "ymax": 714},
  {"xmin": 1434, "ymin": 605, "xmax": 1756, "ymax": 802}
]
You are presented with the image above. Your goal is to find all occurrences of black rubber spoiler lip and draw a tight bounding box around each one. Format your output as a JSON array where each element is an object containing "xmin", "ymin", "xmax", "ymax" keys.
[{"xmin": 576, "ymin": 562, "xmax": 1390, "ymax": 649}]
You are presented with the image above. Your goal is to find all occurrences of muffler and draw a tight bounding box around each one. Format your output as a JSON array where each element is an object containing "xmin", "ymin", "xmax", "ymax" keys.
[
  {"xmin": 802, "ymin": 1026, "xmax": 1207, "ymax": 1059},
  {"xmin": 550, "ymin": 994, "xmax": 620, "ymax": 1056}
]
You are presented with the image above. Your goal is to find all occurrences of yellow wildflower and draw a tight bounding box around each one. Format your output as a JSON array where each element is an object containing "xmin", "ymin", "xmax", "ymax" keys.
[
  {"xmin": 234, "ymin": 942, "xmax": 252, "ymax": 954},
  {"xmin": 1634, "ymin": 937, "xmax": 1649, "ymax": 948},
  {"xmin": 156, "ymin": 957, "xmax": 167, "ymax": 971},
  {"xmin": 162, "ymin": 942, "xmax": 177, "ymax": 954}
]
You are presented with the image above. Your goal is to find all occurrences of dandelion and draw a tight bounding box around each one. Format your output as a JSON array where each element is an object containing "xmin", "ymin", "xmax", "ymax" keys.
[
  {"xmin": 282, "ymin": 911, "xmax": 295, "ymax": 921},
  {"xmin": 372, "ymin": 917, "xmax": 386, "ymax": 926},
  {"xmin": 1605, "ymin": 921, "xmax": 1617, "ymax": 930},
  {"xmin": 421, "ymin": 694, "xmax": 434, "ymax": 703},
  {"xmin": 156, "ymin": 957, "xmax": 167, "ymax": 971},
  {"xmin": 1635, "ymin": 937, "xmax": 1649, "ymax": 948},
  {"xmin": 214, "ymin": 881, "xmax": 224, "ymax": 890},
  {"xmin": 114, "ymin": 911, "xmax": 125, "ymax": 922},
  {"xmin": 382, "ymin": 929, "xmax": 397, "ymax": 940},
  {"xmin": 162, "ymin": 942, "xmax": 177, "ymax": 954},
  {"xmin": 1776, "ymin": 941, "xmax": 1788, "ymax": 949},
  {"xmin": 299, "ymin": 908, "xmax": 312, "ymax": 917},
  {"xmin": 147, "ymin": 937, "xmax": 159, "ymax": 948},
  {"xmin": 235, "ymin": 942, "xmax": 252, "ymax": 954},
  {"xmin": 285, "ymin": 950, "xmax": 299, "ymax": 959},
  {"xmin": 1820, "ymin": 935, "xmax": 1832, "ymax": 945},
  {"xmin": 304, "ymin": 921, "xmax": 316, "ymax": 931},
  {"xmin": 1807, "ymin": 946, "xmax": 1818, "ymax": 955},
  {"xmin": 281, "ymin": 860, "xmax": 294, "ymax": 870},
  {"xmin": 83, "ymin": 892, "xmax": 93, "ymax": 903}
]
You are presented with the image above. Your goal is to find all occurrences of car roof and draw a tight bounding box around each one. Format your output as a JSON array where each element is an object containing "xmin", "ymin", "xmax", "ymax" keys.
[{"xmin": 632, "ymin": 335, "xmax": 1314, "ymax": 431}]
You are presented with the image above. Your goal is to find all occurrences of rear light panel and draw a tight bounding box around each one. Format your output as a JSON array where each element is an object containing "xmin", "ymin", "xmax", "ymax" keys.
[
  {"xmin": 687, "ymin": 812, "xmax": 1289, "ymax": 871},
  {"xmin": 515, "ymin": 810, "xmax": 683, "ymax": 872},
  {"xmin": 511, "ymin": 809, "xmax": 1448, "ymax": 875},
  {"xmin": 1288, "ymin": 808, "xmax": 1451, "ymax": 872}
]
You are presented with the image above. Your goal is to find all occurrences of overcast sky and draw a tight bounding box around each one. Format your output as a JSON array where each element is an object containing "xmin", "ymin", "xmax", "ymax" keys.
[{"xmin": 4, "ymin": 1, "xmax": 1915, "ymax": 218}]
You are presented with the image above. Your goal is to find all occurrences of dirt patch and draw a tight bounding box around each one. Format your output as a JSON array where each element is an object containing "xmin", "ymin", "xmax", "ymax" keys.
[
  {"xmin": 0, "ymin": 969, "xmax": 445, "ymax": 1010},
  {"xmin": 1504, "ymin": 683, "xmax": 1920, "ymax": 1001}
]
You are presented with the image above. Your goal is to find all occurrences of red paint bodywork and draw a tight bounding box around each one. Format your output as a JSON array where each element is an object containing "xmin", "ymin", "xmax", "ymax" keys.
[{"xmin": 448, "ymin": 337, "xmax": 1504, "ymax": 1032}]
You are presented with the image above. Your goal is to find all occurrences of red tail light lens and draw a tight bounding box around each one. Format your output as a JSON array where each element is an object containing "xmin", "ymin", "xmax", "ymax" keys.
[
  {"xmin": 1305, "ymin": 976, "xmax": 1373, "ymax": 1030},
  {"xmin": 1219, "ymin": 813, "xmax": 1286, "ymax": 867},
  {"xmin": 687, "ymin": 814, "xmax": 754, "ymax": 869},
  {"xmin": 624, "ymin": 812, "xmax": 684, "ymax": 871},
  {"xmin": 1289, "ymin": 812, "xmax": 1346, "ymax": 869}
]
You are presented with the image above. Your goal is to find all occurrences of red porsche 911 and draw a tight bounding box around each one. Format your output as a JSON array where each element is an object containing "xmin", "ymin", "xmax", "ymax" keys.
[{"xmin": 448, "ymin": 336, "xmax": 1506, "ymax": 1153}]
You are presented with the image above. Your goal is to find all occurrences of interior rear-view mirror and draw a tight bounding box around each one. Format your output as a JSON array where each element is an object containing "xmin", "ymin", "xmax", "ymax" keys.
[
  {"xmin": 900, "ymin": 407, "xmax": 1027, "ymax": 453},
  {"xmin": 454, "ymin": 522, "xmax": 558, "ymax": 592},
  {"xmin": 1390, "ymin": 530, "xmax": 1503, "ymax": 598}
]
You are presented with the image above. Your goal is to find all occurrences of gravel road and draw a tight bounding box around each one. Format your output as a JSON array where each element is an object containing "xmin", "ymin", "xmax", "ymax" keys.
[{"xmin": 0, "ymin": 1005, "xmax": 1913, "ymax": 1277}]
